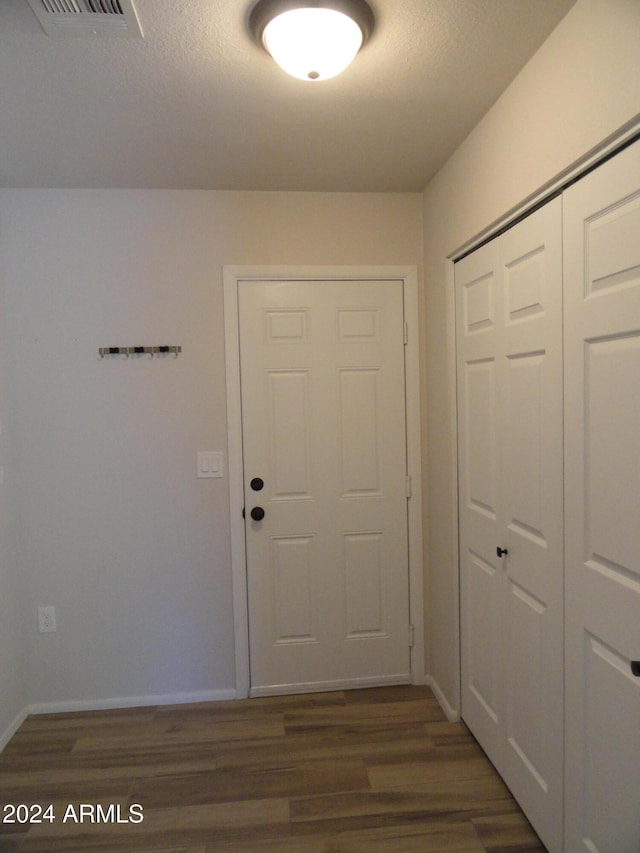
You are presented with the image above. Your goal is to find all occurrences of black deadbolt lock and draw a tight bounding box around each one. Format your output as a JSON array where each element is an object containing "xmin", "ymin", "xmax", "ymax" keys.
[{"xmin": 250, "ymin": 477, "xmax": 264, "ymax": 491}]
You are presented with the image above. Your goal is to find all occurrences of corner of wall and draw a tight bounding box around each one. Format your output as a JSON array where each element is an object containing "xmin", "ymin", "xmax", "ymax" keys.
[
  {"xmin": 0, "ymin": 706, "xmax": 29, "ymax": 754},
  {"xmin": 426, "ymin": 675, "xmax": 460, "ymax": 723}
]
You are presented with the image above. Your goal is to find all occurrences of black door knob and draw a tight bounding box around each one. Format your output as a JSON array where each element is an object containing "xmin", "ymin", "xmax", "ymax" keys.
[
  {"xmin": 496, "ymin": 547, "xmax": 508, "ymax": 558},
  {"xmin": 631, "ymin": 661, "xmax": 640, "ymax": 677},
  {"xmin": 250, "ymin": 477, "xmax": 264, "ymax": 491},
  {"xmin": 250, "ymin": 506, "xmax": 265, "ymax": 521}
]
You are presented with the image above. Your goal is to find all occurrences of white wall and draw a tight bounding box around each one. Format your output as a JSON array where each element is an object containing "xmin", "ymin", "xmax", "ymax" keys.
[
  {"xmin": 0, "ymin": 190, "xmax": 422, "ymax": 708},
  {"xmin": 0, "ymin": 247, "xmax": 25, "ymax": 743},
  {"xmin": 422, "ymin": 0, "xmax": 640, "ymax": 713}
]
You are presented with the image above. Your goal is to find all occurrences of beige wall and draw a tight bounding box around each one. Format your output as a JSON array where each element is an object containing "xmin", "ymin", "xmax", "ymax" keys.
[
  {"xmin": 0, "ymin": 189, "xmax": 422, "ymax": 709},
  {"xmin": 422, "ymin": 0, "xmax": 640, "ymax": 713}
]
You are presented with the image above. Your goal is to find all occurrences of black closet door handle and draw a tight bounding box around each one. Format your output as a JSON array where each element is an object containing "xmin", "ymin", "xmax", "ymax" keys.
[{"xmin": 250, "ymin": 506, "xmax": 265, "ymax": 521}]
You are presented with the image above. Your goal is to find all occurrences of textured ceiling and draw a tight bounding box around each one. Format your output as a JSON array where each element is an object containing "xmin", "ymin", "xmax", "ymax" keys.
[{"xmin": 0, "ymin": 0, "xmax": 577, "ymax": 191}]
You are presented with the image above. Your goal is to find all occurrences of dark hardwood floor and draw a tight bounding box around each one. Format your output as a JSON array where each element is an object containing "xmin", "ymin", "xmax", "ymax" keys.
[{"xmin": 0, "ymin": 685, "xmax": 546, "ymax": 852}]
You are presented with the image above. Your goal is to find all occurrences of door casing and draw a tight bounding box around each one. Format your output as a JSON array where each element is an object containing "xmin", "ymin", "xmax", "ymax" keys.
[{"xmin": 224, "ymin": 265, "xmax": 424, "ymax": 699}]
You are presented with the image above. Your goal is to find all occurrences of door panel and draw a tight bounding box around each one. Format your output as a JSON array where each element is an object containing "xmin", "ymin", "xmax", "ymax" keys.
[
  {"xmin": 239, "ymin": 279, "xmax": 410, "ymax": 695},
  {"xmin": 564, "ymin": 139, "xmax": 640, "ymax": 852},
  {"xmin": 344, "ymin": 532, "xmax": 385, "ymax": 636},
  {"xmin": 272, "ymin": 535, "xmax": 316, "ymax": 643},
  {"xmin": 457, "ymin": 240, "xmax": 502, "ymax": 760},
  {"xmin": 339, "ymin": 368, "xmax": 382, "ymax": 494},
  {"xmin": 499, "ymin": 207, "xmax": 564, "ymax": 853},
  {"xmin": 467, "ymin": 550, "xmax": 501, "ymax": 721},
  {"xmin": 505, "ymin": 352, "xmax": 545, "ymax": 541},
  {"xmin": 586, "ymin": 336, "xmax": 640, "ymax": 568},
  {"xmin": 581, "ymin": 638, "xmax": 640, "ymax": 853},
  {"xmin": 457, "ymin": 198, "xmax": 563, "ymax": 852},
  {"xmin": 505, "ymin": 580, "xmax": 547, "ymax": 789},
  {"xmin": 465, "ymin": 358, "xmax": 498, "ymax": 517},
  {"xmin": 269, "ymin": 370, "xmax": 311, "ymax": 498}
]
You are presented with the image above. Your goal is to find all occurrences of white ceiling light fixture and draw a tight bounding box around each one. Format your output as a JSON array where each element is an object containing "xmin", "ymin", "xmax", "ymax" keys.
[{"xmin": 249, "ymin": 0, "xmax": 374, "ymax": 82}]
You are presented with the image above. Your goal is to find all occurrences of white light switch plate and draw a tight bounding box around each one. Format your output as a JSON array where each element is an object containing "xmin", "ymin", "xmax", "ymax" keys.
[
  {"xmin": 38, "ymin": 606, "xmax": 57, "ymax": 633},
  {"xmin": 197, "ymin": 451, "xmax": 224, "ymax": 478}
]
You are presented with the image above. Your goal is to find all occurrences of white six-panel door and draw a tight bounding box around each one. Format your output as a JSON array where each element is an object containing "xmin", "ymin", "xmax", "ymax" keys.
[
  {"xmin": 563, "ymin": 140, "xmax": 640, "ymax": 853},
  {"xmin": 456, "ymin": 198, "xmax": 564, "ymax": 852},
  {"xmin": 238, "ymin": 279, "xmax": 411, "ymax": 695}
]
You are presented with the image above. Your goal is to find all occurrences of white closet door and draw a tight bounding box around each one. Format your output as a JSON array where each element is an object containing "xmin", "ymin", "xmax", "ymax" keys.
[
  {"xmin": 456, "ymin": 236, "xmax": 503, "ymax": 760},
  {"xmin": 564, "ymin": 140, "xmax": 640, "ymax": 853},
  {"xmin": 456, "ymin": 198, "xmax": 564, "ymax": 852}
]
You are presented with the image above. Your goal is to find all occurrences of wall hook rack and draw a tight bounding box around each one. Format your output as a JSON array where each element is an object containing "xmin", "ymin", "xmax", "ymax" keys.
[{"xmin": 99, "ymin": 346, "xmax": 182, "ymax": 358}]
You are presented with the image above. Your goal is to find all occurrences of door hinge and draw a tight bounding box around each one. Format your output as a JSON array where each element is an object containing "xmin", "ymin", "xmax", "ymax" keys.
[
  {"xmin": 405, "ymin": 475, "xmax": 412, "ymax": 498},
  {"xmin": 404, "ymin": 322, "xmax": 409, "ymax": 346},
  {"xmin": 409, "ymin": 624, "xmax": 415, "ymax": 648}
]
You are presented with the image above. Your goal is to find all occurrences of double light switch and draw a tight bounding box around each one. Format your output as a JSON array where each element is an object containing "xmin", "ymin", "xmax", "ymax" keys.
[{"xmin": 197, "ymin": 451, "xmax": 224, "ymax": 478}]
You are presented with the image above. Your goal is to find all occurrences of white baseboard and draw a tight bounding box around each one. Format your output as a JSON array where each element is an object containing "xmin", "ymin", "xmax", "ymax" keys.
[
  {"xmin": 0, "ymin": 706, "xmax": 29, "ymax": 753},
  {"xmin": 425, "ymin": 675, "xmax": 460, "ymax": 722},
  {"xmin": 28, "ymin": 688, "xmax": 237, "ymax": 715}
]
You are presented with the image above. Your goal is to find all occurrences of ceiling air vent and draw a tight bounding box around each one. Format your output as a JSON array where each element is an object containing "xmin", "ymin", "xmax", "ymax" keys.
[{"xmin": 26, "ymin": 0, "xmax": 143, "ymax": 38}]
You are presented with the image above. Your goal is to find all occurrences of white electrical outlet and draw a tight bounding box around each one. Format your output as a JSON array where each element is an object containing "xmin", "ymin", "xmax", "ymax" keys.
[{"xmin": 38, "ymin": 606, "xmax": 57, "ymax": 633}]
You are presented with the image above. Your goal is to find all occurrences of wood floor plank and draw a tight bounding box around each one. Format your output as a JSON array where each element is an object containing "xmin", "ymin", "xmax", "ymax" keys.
[
  {"xmin": 209, "ymin": 818, "xmax": 486, "ymax": 852},
  {"xmin": 13, "ymin": 800, "xmax": 290, "ymax": 852},
  {"xmin": 213, "ymin": 729, "xmax": 437, "ymax": 770},
  {"xmin": 72, "ymin": 716, "xmax": 285, "ymax": 753},
  {"xmin": 0, "ymin": 778, "xmax": 132, "ymax": 807},
  {"xmin": 17, "ymin": 708, "xmax": 157, "ymax": 732},
  {"xmin": 137, "ymin": 848, "xmax": 207, "ymax": 853},
  {"xmin": 472, "ymin": 812, "xmax": 547, "ymax": 851},
  {"xmin": 0, "ymin": 686, "xmax": 547, "ymax": 852},
  {"xmin": 1, "ymin": 732, "xmax": 76, "ymax": 757},
  {"xmin": 130, "ymin": 758, "xmax": 370, "ymax": 808},
  {"xmin": 367, "ymin": 756, "xmax": 497, "ymax": 788},
  {"xmin": 290, "ymin": 776, "xmax": 516, "ymax": 827},
  {"xmin": 283, "ymin": 699, "xmax": 443, "ymax": 732}
]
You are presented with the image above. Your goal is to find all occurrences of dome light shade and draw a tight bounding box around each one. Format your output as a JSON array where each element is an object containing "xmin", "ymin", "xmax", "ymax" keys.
[
  {"xmin": 249, "ymin": 0, "xmax": 374, "ymax": 82},
  {"xmin": 264, "ymin": 8, "xmax": 361, "ymax": 81}
]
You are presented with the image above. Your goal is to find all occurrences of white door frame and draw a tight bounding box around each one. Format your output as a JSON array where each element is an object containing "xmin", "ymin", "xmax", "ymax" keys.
[{"xmin": 224, "ymin": 265, "xmax": 424, "ymax": 699}]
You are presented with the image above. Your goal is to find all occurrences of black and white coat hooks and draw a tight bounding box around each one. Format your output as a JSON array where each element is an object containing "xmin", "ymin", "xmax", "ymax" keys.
[{"xmin": 99, "ymin": 345, "xmax": 182, "ymax": 359}]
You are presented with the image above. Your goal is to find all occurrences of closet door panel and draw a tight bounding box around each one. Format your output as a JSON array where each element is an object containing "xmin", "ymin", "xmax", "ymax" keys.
[
  {"xmin": 564, "ymin": 139, "xmax": 640, "ymax": 853},
  {"xmin": 456, "ymin": 198, "xmax": 563, "ymax": 853},
  {"xmin": 456, "ymin": 240, "xmax": 504, "ymax": 762},
  {"xmin": 500, "ymin": 200, "xmax": 564, "ymax": 853}
]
